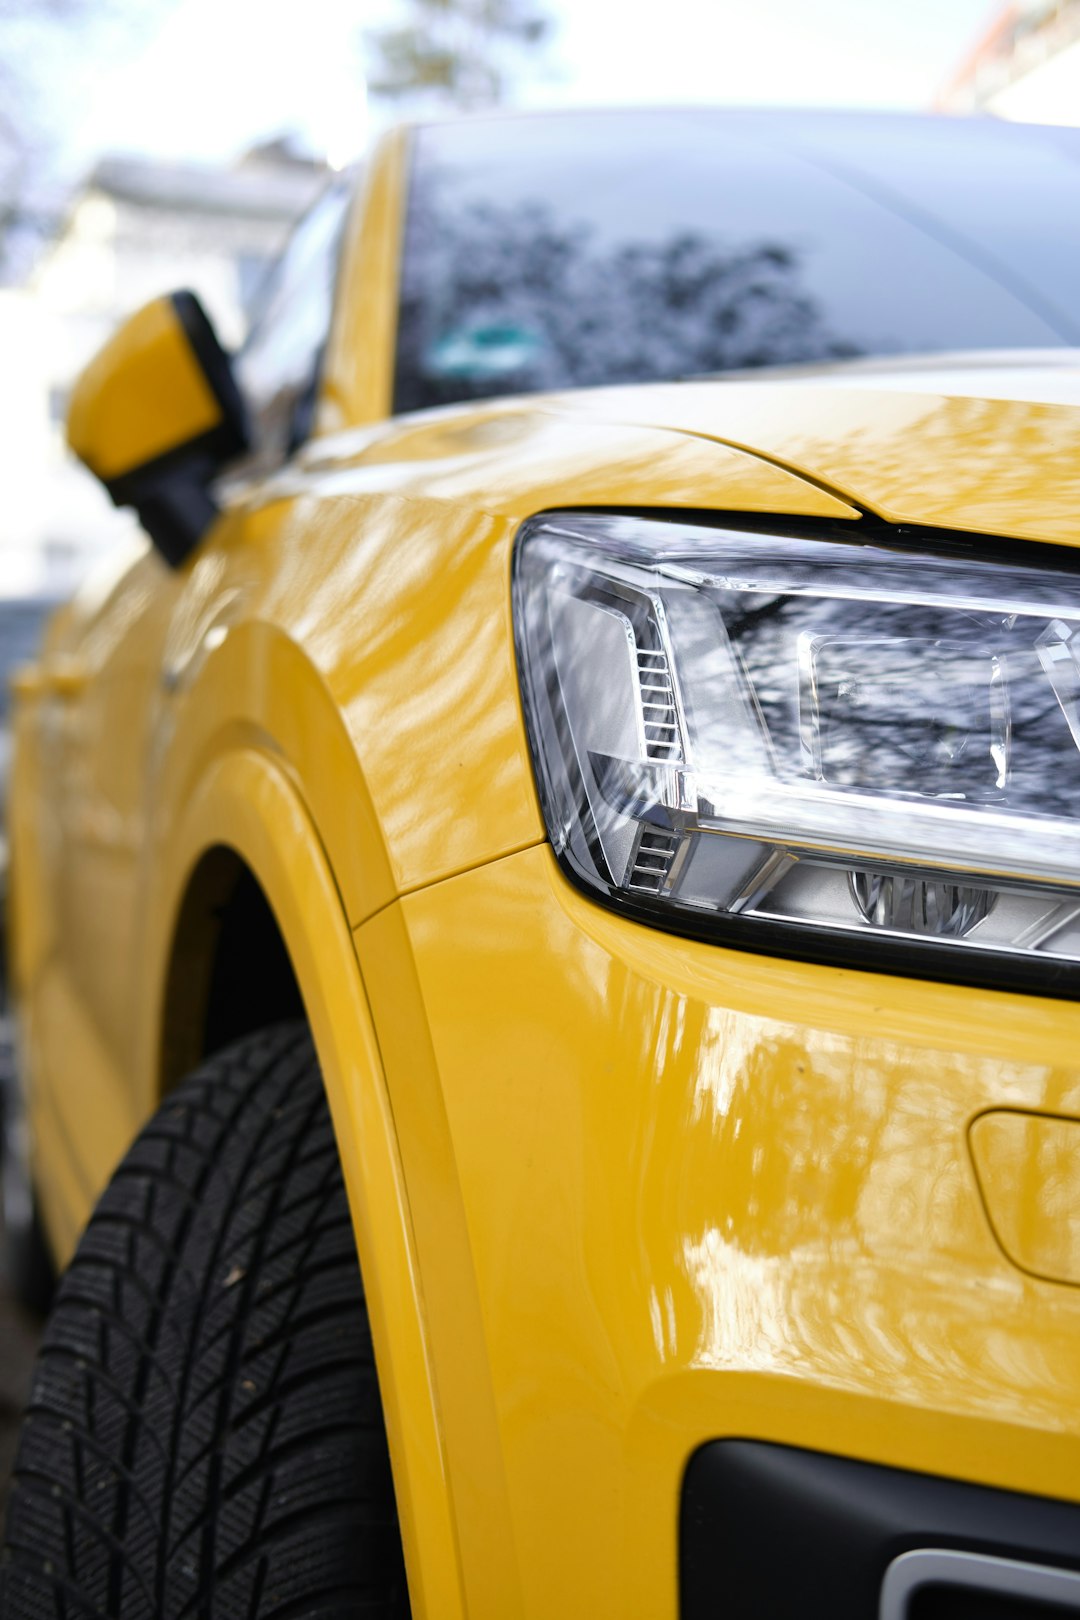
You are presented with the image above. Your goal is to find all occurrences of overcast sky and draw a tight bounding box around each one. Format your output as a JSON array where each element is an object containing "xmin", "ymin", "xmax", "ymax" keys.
[{"xmin": 63, "ymin": 0, "xmax": 998, "ymax": 174}]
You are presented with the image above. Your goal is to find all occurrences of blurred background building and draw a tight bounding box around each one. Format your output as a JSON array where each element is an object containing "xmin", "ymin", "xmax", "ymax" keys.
[
  {"xmin": 939, "ymin": 0, "xmax": 1080, "ymax": 120},
  {"xmin": 0, "ymin": 141, "xmax": 326, "ymax": 599}
]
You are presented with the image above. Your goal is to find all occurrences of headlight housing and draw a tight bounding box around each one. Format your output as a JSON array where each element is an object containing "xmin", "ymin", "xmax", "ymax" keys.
[{"xmin": 513, "ymin": 513, "xmax": 1080, "ymax": 991}]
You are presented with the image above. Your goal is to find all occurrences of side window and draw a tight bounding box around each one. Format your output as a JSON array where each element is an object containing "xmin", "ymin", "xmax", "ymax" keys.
[{"xmin": 235, "ymin": 180, "xmax": 353, "ymax": 467}]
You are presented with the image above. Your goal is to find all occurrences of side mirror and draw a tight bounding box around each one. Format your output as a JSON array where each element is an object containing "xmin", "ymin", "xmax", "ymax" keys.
[{"xmin": 66, "ymin": 291, "xmax": 250, "ymax": 567}]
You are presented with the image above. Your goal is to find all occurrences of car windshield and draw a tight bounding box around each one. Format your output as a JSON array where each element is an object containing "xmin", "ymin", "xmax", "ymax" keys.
[{"xmin": 394, "ymin": 109, "xmax": 1080, "ymax": 413}]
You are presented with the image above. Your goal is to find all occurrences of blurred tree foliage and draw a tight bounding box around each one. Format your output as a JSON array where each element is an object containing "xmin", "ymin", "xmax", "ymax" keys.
[
  {"xmin": 367, "ymin": 0, "xmax": 553, "ymax": 109},
  {"xmin": 0, "ymin": 0, "xmax": 172, "ymax": 276}
]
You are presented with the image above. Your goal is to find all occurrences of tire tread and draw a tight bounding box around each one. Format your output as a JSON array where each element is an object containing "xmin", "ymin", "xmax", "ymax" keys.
[{"xmin": 1, "ymin": 1024, "xmax": 409, "ymax": 1620}]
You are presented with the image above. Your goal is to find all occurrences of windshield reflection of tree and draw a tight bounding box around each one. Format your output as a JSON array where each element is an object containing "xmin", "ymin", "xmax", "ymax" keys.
[{"xmin": 395, "ymin": 197, "xmax": 860, "ymax": 410}]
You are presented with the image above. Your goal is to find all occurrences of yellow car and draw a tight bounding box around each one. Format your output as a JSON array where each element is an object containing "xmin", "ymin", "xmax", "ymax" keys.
[{"xmin": 7, "ymin": 107, "xmax": 1080, "ymax": 1618}]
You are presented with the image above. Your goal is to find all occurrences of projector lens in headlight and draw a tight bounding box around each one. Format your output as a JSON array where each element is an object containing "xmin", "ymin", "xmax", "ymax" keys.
[{"xmin": 513, "ymin": 513, "xmax": 1080, "ymax": 981}]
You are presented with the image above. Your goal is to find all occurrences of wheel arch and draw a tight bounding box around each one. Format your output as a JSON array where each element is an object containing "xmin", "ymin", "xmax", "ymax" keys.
[
  {"xmin": 158, "ymin": 844, "xmax": 305, "ymax": 1090},
  {"xmin": 145, "ymin": 744, "xmax": 464, "ymax": 1620}
]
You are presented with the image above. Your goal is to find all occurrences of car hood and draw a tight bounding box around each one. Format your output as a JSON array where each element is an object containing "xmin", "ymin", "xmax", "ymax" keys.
[{"xmin": 551, "ymin": 349, "xmax": 1080, "ymax": 548}]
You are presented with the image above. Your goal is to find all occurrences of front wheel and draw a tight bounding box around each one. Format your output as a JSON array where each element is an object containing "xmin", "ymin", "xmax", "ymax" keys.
[{"xmin": 1, "ymin": 1023, "xmax": 411, "ymax": 1619}]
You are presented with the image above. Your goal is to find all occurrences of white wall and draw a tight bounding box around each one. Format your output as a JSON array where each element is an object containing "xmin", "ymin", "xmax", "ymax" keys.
[{"xmin": 989, "ymin": 33, "xmax": 1080, "ymax": 125}]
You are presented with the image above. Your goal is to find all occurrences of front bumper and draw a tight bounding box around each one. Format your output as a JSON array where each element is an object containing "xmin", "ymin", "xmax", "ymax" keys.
[{"xmin": 357, "ymin": 842, "xmax": 1080, "ymax": 1619}]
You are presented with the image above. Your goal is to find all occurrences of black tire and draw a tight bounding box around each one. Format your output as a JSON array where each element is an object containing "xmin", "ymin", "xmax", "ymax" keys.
[{"xmin": 1, "ymin": 1023, "xmax": 411, "ymax": 1619}]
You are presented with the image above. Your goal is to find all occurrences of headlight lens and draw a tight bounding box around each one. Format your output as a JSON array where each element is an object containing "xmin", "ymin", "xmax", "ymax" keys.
[{"xmin": 513, "ymin": 513, "xmax": 1080, "ymax": 984}]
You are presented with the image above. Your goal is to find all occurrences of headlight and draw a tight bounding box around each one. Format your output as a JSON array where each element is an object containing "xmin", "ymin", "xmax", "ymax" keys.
[{"xmin": 513, "ymin": 513, "xmax": 1080, "ymax": 990}]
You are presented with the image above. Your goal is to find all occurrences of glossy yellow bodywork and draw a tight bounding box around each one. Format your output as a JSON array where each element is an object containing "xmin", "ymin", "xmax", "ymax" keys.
[
  {"xmin": 320, "ymin": 124, "xmax": 410, "ymax": 431},
  {"xmin": 360, "ymin": 847, "xmax": 1080, "ymax": 1617},
  {"xmin": 66, "ymin": 294, "xmax": 222, "ymax": 480},
  {"xmin": 12, "ymin": 123, "xmax": 1080, "ymax": 1617}
]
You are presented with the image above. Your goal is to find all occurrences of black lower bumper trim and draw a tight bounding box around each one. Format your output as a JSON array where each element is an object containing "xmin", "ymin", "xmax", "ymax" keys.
[{"xmin": 680, "ymin": 1442, "xmax": 1080, "ymax": 1618}]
